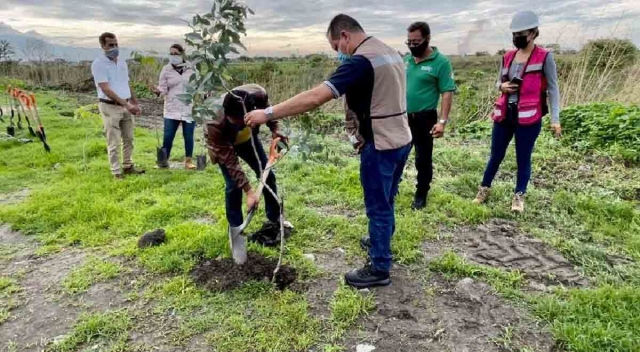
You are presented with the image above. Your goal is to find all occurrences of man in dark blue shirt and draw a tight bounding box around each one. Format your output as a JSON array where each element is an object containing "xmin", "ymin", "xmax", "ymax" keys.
[{"xmin": 245, "ymin": 14, "xmax": 411, "ymax": 289}]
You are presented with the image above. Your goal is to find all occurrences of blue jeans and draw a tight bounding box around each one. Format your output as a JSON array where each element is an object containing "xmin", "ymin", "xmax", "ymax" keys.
[
  {"xmin": 481, "ymin": 105, "xmax": 542, "ymax": 194},
  {"xmin": 162, "ymin": 118, "xmax": 195, "ymax": 158},
  {"xmin": 361, "ymin": 142, "xmax": 411, "ymax": 273},
  {"xmin": 219, "ymin": 139, "xmax": 280, "ymax": 227}
]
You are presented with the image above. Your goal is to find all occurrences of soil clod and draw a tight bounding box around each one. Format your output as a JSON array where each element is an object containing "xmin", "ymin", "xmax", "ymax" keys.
[
  {"xmin": 191, "ymin": 253, "xmax": 297, "ymax": 291},
  {"xmin": 138, "ymin": 229, "xmax": 166, "ymax": 248}
]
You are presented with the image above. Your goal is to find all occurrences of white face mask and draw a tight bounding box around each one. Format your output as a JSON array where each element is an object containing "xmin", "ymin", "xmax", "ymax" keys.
[{"xmin": 169, "ymin": 55, "xmax": 183, "ymax": 66}]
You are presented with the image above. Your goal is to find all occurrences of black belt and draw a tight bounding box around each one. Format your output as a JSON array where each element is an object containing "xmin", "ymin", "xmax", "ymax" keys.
[
  {"xmin": 408, "ymin": 109, "xmax": 437, "ymax": 119},
  {"xmin": 99, "ymin": 98, "xmax": 129, "ymax": 106}
]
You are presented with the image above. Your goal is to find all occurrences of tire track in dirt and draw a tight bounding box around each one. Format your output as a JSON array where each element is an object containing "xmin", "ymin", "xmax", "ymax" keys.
[{"xmin": 425, "ymin": 219, "xmax": 589, "ymax": 289}]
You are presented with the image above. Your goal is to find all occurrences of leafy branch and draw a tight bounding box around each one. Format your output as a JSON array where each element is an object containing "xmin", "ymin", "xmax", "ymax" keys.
[{"xmin": 179, "ymin": 0, "xmax": 253, "ymax": 124}]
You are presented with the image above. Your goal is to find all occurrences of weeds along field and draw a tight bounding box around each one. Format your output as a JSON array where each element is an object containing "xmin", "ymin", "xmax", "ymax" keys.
[{"xmin": 0, "ymin": 48, "xmax": 639, "ymax": 352}]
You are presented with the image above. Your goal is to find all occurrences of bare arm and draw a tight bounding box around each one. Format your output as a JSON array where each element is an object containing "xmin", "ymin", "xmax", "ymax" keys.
[
  {"xmin": 440, "ymin": 92, "xmax": 453, "ymax": 121},
  {"xmin": 98, "ymin": 82, "xmax": 129, "ymax": 106},
  {"xmin": 129, "ymin": 85, "xmax": 138, "ymax": 105}
]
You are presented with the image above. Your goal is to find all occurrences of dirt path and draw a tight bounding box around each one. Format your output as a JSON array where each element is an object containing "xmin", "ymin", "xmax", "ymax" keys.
[
  {"xmin": 342, "ymin": 268, "xmax": 556, "ymax": 352},
  {"xmin": 306, "ymin": 242, "xmax": 556, "ymax": 352},
  {"xmin": 0, "ymin": 224, "xmax": 139, "ymax": 351}
]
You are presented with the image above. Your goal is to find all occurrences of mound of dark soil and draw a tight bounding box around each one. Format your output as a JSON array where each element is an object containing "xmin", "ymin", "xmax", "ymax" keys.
[
  {"xmin": 138, "ymin": 229, "xmax": 166, "ymax": 248},
  {"xmin": 191, "ymin": 253, "xmax": 297, "ymax": 291}
]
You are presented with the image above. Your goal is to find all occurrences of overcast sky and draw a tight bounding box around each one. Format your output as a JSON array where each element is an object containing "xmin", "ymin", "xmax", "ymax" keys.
[{"xmin": 1, "ymin": 0, "xmax": 638, "ymax": 56}]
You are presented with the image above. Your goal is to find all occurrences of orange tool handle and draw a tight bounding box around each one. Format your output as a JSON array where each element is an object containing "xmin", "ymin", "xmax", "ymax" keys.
[
  {"xmin": 19, "ymin": 93, "xmax": 31, "ymax": 108},
  {"xmin": 267, "ymin": 137, "xmax": 283, "ymax": 165}
]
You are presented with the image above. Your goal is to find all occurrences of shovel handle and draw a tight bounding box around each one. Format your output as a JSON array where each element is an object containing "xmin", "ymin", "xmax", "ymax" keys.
[
  {"xmin": 234, "ymin": 137, "xmax": 287, "ymax": 234},
  {"xmin": 19, "ymin": 93, "xmax": 31, "ymax": 108}
]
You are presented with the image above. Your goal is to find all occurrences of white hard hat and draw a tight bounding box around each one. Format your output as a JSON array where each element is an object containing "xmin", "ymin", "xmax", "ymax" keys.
[{"xmin": 510, "ymin": 11, "xmax": 539, "ymax": 32}]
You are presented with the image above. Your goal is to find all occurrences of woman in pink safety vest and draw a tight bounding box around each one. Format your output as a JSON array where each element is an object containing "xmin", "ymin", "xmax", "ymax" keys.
[
  {"xmin": 151, "ymin": 44, "xmax": 196, "ymax": 170},
  {"xmin": 473, "ymin": 11, "xmax": 562, "ymax": 213}
]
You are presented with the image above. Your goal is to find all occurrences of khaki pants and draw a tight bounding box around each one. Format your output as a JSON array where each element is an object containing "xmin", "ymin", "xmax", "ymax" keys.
[{"xmin": 98, "ymin": 103, "xmax": 135, "ymax": 175}]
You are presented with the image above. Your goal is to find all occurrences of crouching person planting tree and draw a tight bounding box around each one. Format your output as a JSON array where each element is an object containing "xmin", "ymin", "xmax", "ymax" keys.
[{"xmin": 205, "ymin": 84, "xmax": 293, "ymax": 250}]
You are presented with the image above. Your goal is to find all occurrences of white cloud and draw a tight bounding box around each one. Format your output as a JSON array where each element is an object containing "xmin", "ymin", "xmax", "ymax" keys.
[{"xmin": 0, "ymin": 0, "xmax": 638, "ymax": 56}]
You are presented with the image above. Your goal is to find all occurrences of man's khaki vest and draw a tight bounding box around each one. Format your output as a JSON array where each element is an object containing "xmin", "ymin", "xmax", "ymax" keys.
[{"xmin": 354, "ymin": 37, "xmax": 412, "ymax": 150}]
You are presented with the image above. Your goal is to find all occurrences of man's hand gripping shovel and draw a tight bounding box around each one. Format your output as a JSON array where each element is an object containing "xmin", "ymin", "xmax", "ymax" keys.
[{"xmin": 229, "ymin": 136, "xmax": 288, "ymax": 265}]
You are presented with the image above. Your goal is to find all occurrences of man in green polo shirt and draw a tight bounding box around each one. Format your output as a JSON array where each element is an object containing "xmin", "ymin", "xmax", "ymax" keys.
[{"xmin": 405, "ymin": 21, "xmax": 456, "ymax": 210}]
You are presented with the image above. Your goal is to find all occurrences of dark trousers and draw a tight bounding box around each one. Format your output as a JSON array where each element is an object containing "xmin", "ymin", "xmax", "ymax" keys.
[
  {"xmin": 408, "ymin": 110, "xmax": 438, "ymax": 196},
  {"xmin": 162, "ymin": 118, "xmax": 195, "ymax": 159},
  {"xmin": 361, "ymin": 142, "xmax": 411, "ymax": 273},
  {"xmin": 219, "ymin": 139, "xmax": 280, "ymax": 228},
  {"xmin": 481, "ymin": 104, "xmax": 542, "ymax": 194}
]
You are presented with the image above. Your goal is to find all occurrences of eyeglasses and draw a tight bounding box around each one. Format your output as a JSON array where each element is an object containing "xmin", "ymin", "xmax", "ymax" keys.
[
  {"xmin": 106, "ymin": 43, "xmax": 118, "ymax": 49},
  {"xmin": 405, "ymin": 39, "xmax": 425, "ymax": 47}
]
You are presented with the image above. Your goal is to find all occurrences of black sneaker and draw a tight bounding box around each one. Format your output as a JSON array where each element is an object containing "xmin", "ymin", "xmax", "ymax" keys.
[
  {"xmin": 345, "ymin": 262, "xmax": 391, "ymax": 288},
  {"xmin": 248, "ymin": 221, "xmax": 293, "ymax": 247},
  {"xmin": 360, "ymin": 236, "xmax": 371, "ymax": 251},
  {"xmin": 411, "ymin": 192, "xmax": 427, "ymax": 210}
]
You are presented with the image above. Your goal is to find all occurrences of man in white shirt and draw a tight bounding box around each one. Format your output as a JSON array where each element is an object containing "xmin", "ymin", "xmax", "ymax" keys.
[{"xmin": 91, "ymin": 32, "xmax": 145, "ymax": 179}]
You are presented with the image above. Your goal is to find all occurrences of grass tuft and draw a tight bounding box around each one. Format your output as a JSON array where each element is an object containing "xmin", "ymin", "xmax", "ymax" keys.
[
  {"xmin": 48, "ymin": 310, "xmax": 131, "ymax": 352},
  {"xmin": 61, "ymin": 258, "xmax": 122, "ymax": 294}
]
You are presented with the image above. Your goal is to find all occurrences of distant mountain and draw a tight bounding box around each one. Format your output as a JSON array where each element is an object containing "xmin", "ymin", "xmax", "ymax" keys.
[{"xmin": 0, "ymin": 22, "xmax": 132, "ymax": 62}]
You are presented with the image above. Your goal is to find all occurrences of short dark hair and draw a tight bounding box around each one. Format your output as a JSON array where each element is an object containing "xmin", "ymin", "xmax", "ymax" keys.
[
  {"xmin": 170, "ymin": 44, "xmax": 184, "ymax": 53},
  {"xmin": 99, "ymin": 32, "xmax": 116, "ymax": 46},
  {"xmin": 408, "ymin": 22, "xmax": 431, "ymax": 37},
  {"xmin": 327, "ymin": 14, "xmax": 364, "ymax": 40},
  {"xmin": 223, "ymin": 90, "xmax": 269, "ymax": 119}
]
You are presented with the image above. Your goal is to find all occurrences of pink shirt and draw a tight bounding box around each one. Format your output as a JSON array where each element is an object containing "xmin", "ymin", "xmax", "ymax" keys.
[{"xmin": 157, "ymin": 64, "xmax": 194, "ymax": 121}]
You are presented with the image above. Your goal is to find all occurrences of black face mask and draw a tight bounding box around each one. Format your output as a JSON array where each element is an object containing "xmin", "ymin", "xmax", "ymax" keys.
[
  {"xmin": 409, "ymin": 40, "xmax": 429, "ymax": 57},
  {"xmin": 513, "ymin": 35, "xmax": 530, "ymax": 49}
]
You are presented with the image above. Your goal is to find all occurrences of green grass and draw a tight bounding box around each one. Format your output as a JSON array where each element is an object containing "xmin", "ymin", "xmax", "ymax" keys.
[
  {"xmin": 328, "ymin": 283, "xmax": 376, "ymax": 340},
  {"xmin": 429, "ymin": 251, "xmax": 525, "ymax": 297},
  {"xmin": 0, "ymin": 90, "xmax": 639, "ymax": 351},
  {"xmin": 48, "ymin": 310, "xmax": 132, "ymax": 352},
  {"xmin": 0, "ymin": 276, "xmax": 22, "ymax": 324},
  {"xmin": 145, "ymin": 277, "xmax": 321, "ymax": 352},
  {"xmin": 532, "ymin": 286, "xmax": 640, "ymax": 352},
  {"xmin": 61, "ymin": 257, "xmax": 122, "ymax": 294},
  {"xmin": 0, "ymin": 277, "xmax": 20, "ymax": 296}
]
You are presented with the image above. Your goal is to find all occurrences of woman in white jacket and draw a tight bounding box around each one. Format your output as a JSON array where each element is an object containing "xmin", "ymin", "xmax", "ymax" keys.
[{"xmin": 152, "ymin": 44, "xmax": 196, "ymax": 169}]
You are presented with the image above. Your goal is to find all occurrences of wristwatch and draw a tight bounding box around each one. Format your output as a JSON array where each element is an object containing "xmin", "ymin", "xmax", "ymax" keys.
[
  {"xmin": 439, "ymin": 119, "xmax": 448, "ymax": 125},
  {"xmin": 265, "ymin": 106, "xmax": 274, "ymax": 120}
]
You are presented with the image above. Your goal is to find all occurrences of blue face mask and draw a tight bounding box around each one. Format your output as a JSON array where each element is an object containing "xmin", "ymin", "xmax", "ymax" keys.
[
  {"xmin": 337, "ymin": 50, "xmax": 349, "ymax": 63},
  {"xmin": 105, "ymin": 48, "xmax": 119, "ymax": 59}
]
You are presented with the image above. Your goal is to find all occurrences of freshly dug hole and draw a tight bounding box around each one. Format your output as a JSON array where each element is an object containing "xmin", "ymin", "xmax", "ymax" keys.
[{"xmin": 191, "ymin": 253, "xmax": 297, "ymax": 291}]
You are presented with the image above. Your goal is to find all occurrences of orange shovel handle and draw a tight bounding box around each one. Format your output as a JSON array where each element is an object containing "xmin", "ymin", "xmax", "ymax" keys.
[
  {"xmin": 267, "ymin": 137, "xmax": 283, "ymax": 165},
  {"xmin": 19, "ymin": 93, "xmax": 31, "ymax": 108}
]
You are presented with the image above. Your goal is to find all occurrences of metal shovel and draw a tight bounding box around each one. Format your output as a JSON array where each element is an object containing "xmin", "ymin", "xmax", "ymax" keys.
[
  {"xmin": 25, "ymin": 94, "xmax": 51, "ymax": 152},
  {"xmin": 13, "ymin": 89, "xmax": 36, "ymax": 137},
  {"xmin": 196, "ymin": 154, "xmax": 207, "ymax": 170},
  {"xmin": 228, "ymin": 136, "xmax": 287, "ymax": 264},
  {"xmin": 154, "ymin": 117, "xmax": 169, "ymax": 168}
]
